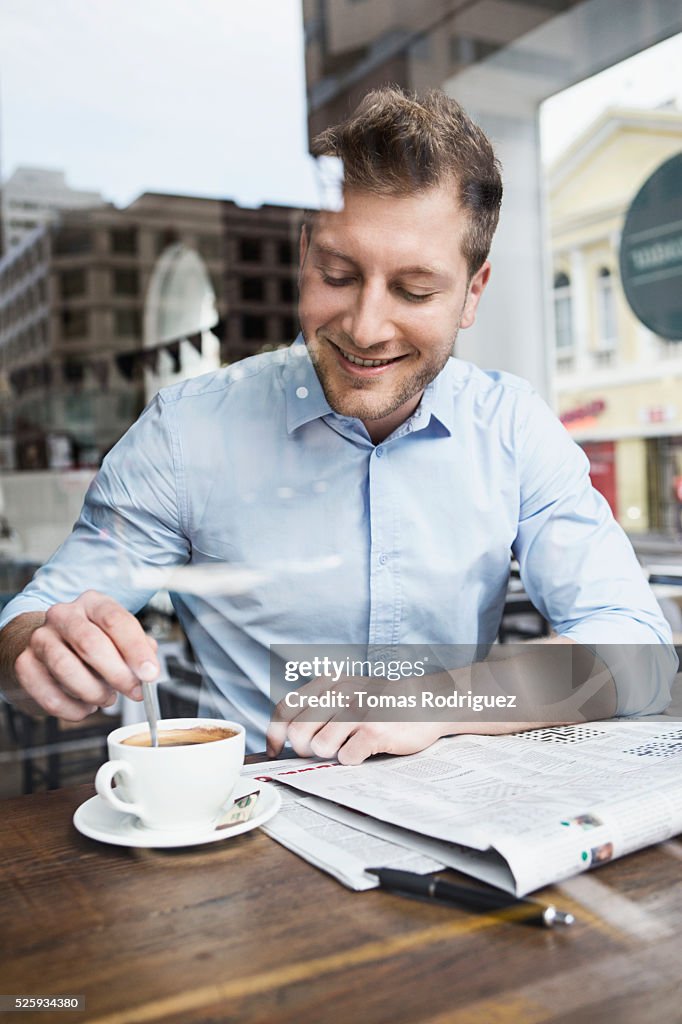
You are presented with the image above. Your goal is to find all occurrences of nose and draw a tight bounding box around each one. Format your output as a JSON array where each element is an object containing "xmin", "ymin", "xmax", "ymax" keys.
[{"xmin": 341, "ymin": 280, "xmax": 396, "ymax": 350}]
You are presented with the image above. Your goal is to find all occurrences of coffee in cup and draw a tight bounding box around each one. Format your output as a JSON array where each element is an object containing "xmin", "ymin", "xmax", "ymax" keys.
[
  {"xmin": 121, "ymin": 726, "xmax": 238, "ymax": 748},
  {"xmin": 95, "ymin": 717, "xmax": 245, "ymax": 832}
]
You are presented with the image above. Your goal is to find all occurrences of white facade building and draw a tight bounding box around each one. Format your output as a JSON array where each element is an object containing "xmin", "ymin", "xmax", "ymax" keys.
[{"xmin": 1, "ymin": 167, "xmax": 106, "ymax": 253}]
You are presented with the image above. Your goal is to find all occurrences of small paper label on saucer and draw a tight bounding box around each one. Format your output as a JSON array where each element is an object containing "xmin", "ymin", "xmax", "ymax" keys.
[{"xmin": 215, "ymin": 790, "xmax": 260, "ymax": 830}]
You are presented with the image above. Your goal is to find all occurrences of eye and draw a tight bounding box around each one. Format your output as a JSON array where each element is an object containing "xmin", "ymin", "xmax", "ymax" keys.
[
  {"xmin": 398, "ymin": 288, "xmax": 435, "ymax": 303},
  {"xmin": 321, "ymin": 272, "xmax": 355, "ymax": 287}
]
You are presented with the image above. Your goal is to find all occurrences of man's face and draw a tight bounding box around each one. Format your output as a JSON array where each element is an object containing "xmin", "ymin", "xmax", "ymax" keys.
[{"xmin": 298, "ymin": 184, "xmax": 490, "ymax": 442}]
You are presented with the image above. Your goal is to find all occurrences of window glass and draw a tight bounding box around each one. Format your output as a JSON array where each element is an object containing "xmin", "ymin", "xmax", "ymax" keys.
[
  {"xmin": 596, "ymin": 268, "xmax": 617, "ymax": 351},
  {"xmin": 61, "ymin": 309, "xmax": 88, "ymax": 339},
  {"xmin": 542, "ymin": 33, "xmax": 682, "ymax": 532},
  {"xmin": 279, "ymin": 278, "xmax": 295, "ymax": 303},
  {"xmin": 114, "ymin": 309, "xmax": 142, "ymax": 337},
  {"xmin": 112, "ymin": 268, "xmax": 139, "ymax": 296},
  {"xmin": 54, "ymin": 229, "xmax": 92, "ymax": 255},
  {"xmin": 110, "ymin": 228, "xmax": 137, "ymax": 255},
  {"xmin": 60, "ymin": 269, "xmax": 87, "ymax": 299},
  {"xmin": 242, "ymin": 313, "xmax": 266, "ymax": 339},
  {"xmin": 239, "ymin": 238, "xmax": 262, "ymax": 263},
  {"xmin": 241, "ymin": 277, "xmax": 265, "ymax": 301},
  {"xmin": 0, "ymin": 2, "xmax": 680, "ymax": 801}
]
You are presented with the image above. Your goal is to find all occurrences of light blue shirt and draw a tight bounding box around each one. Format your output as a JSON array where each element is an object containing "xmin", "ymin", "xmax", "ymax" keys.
[{"xmin": 0, "ymin": 339, "xmax": 676, "ymax": 747}]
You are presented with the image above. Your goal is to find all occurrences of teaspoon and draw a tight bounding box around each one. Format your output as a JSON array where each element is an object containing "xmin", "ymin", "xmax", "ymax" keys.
[{"xmin": 141, "ymin": 681, "xmax": 160, "ymax": 747}]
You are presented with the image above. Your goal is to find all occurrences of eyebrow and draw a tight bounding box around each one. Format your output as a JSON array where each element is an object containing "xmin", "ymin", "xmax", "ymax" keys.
[{"xmin": 312, "ymin": 242, "xmax": 449, "ymax": 280}]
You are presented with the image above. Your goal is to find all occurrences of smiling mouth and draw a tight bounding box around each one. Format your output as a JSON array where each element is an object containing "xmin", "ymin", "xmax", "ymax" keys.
[{"xmin": 331, "ymin": 341, "xmax": 408, "ymax": 368}]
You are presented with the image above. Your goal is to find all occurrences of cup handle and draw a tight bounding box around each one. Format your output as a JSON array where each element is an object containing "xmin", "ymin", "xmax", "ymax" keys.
[{"xmin": 95, "ymin": 760, "xmax": 143, "ymax": 817}]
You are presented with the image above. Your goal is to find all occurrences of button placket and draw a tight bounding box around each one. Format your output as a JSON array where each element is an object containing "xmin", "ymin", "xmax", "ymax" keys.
[{"xmin": 367, "ymin": 442, "xmax": 399, "ymax": 644}]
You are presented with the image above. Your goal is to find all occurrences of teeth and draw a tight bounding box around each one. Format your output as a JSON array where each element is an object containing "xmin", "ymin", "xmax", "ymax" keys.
[{"xmin": 342, "ymin": 349, "xmax": 396, "ymax": 367}]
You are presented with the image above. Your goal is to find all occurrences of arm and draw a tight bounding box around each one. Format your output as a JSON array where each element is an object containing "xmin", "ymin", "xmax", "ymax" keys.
[
  {"xmin": 511, "ymin": 390, "xmax": 677, "ymax": 717},
  {"xmin": 0, "ymin": 613, "xmax": 47, "ymax": 715},
  {"xmin": 267, "ymin": 391, "xmax": 676, "ymax": 763},
  {"xmin": 0, "ymin": 394, "xmax": 189, "ymax": 720}
]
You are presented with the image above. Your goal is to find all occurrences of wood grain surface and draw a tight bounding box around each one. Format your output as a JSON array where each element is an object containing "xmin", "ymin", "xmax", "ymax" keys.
[{"xmin": 2, "ymin": 782, "xmax": 682, "ymax": 1024}]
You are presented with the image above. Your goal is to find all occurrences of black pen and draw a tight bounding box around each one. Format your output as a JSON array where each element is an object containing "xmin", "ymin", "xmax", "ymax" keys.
[{"xmin": 366, "ymin": 868, "xmax": 575, "ymax": 928}]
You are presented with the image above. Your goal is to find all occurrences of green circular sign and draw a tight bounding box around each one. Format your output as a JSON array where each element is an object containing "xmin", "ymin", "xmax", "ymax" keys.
[{"xmin": 619, "ymin": 151, "xmax": 682, "ymax": 341}]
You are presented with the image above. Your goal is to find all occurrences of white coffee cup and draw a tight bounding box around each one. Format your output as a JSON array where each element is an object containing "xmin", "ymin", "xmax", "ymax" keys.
[{"xmin": 95, "ymin": 718, "xmax": 245, "ymax": 832}]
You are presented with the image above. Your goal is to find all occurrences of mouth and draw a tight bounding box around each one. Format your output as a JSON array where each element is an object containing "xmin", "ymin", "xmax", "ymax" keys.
[{"xmin": 329, "ymin": 340, "xmax": 409, "ymax": 375}]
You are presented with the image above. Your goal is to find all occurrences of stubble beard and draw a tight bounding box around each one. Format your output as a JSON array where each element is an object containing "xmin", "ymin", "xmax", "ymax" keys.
[{"xmin": 304, "ymin": 329, "xmax": 457, "ymax": 423}]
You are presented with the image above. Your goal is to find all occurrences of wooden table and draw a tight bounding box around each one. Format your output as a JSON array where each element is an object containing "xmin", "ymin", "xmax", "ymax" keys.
[{"xmin": 2, "ymin": 781, "xmax": 682, "ymax": 1024}]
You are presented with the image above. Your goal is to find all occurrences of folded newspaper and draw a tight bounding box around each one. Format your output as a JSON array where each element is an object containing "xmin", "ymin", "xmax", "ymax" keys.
[
  {"xmin": 241, "ymin": 758, "xmax": 446, "ymax": 888},
  {"xmin": 244, "ymin": 721, "xmax": 682, "ymax": 896}
]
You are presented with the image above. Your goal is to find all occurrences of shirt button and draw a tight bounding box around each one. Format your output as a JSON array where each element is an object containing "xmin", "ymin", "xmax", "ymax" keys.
[
  {"xmin": 379, "ymin": 553, "xmax": 389, "ymax": 565},
  {"xmin": 295, "ymin": 386, "xmax": 308, "ymax": 399},
  {"xmin": 376, "ymin": 446, "xmax": 384, "ymax": 458}
]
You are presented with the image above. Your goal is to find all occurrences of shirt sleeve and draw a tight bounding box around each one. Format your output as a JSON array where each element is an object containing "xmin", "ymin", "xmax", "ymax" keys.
[
  {"xmin": 0, "ymin": 393, "xmax": 190, "ymax": 631},
  {"xmin": 511, "ymin": 389, "xmax": 678, "ymax": 717}
]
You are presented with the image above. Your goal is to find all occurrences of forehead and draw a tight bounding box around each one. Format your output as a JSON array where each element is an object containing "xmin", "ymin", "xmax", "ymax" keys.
[{"xmin": 309, "ymin": 186, "xmax": 467, "ymax": 270}]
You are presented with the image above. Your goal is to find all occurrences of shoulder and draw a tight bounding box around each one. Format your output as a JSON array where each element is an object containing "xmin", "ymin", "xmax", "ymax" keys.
[
  {"xmin": 449, "ymin": 359, "xmax": 535, "ymax": 401},
  {"xmin": 155, "ymin": 348, "xmax": 289, "ymax": 410},
  {"xmin": 442, "ymin": 358, "xmax": 542, "ymax": 432}
]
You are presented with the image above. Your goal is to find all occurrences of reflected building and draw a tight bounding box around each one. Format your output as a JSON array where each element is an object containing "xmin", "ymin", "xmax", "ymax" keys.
[
  {"xmin": 0, "ymin": 191, "xmax": 303, "ymax": 470},
  {"xmin": 302, "ymin": 0, "xmax": 580, "ymax": 140},
  {"xmin": 549, "ymin": 105, "xmax": 682, "ymax": 533},
  {"xmin": 1, "ymin": 167, "xmax": 106, "ymax": 255}
]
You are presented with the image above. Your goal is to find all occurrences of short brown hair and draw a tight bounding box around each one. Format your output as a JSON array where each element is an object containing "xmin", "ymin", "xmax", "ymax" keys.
[{"xmin": 311, "ymin": 85, "xmax": 503, "ymax": 278}]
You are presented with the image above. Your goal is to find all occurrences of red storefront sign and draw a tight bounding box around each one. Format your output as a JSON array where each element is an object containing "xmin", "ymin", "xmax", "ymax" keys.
[{"xmin": 581, "ymin": 440, "xmax": 617, "ymax": 517}]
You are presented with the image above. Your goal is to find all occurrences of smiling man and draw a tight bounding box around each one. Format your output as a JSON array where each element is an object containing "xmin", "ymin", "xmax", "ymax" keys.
[
  {"xmin": 0, "ymin": 87, "xmax": 676, "ymax": 759},
  {"xmin": 299, "ymin": 187, "xmax": 488, "ymax": 444}
]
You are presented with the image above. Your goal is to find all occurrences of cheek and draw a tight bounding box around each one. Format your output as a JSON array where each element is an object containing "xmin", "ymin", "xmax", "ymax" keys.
[
  {"xmin": 403, "ymin": 309, "xmax": 455, "ymax": 348},
  {"xmin": 299, "ymin": 280, "xmax": 344, "ymax": 327}
]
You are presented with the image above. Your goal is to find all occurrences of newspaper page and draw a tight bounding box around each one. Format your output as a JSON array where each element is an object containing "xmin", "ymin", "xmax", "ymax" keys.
[
  {"xmin": 240, "ymin": 759, "xmax": 444, "ymax": 889},
  {"xmin": 261, "ymin": 723, "xmax": 682, "ymax": 895},
  {"xmin": 300, "ymin": 795, "xmax": 517, "ymax": 891}
]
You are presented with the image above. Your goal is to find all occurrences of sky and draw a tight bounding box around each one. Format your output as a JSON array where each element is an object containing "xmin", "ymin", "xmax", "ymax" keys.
[
  {"xmin": 0, "ymin": 0, "xmax": 320, "ymax": 209},
  {"xmin": 0, "ymin": 1, "xmax": 680, "ymax": 209},
  {"xmin": 540, "ymin": 31, "xmax": 682, "ymax": 165}
]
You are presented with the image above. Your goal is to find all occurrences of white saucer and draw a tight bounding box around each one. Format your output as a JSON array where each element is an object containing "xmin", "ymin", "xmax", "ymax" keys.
[{"xmin": 73, "ymin": 778, "xmax": 281, "ymax": 849}]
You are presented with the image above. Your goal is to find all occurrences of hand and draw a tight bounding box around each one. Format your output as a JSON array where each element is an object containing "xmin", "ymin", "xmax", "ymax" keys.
[
  {"xmin": 266, "ymin": 674, "xmax": 443, "ymax": 765},
  {"xmin": 13, "ymin": 591, "xmax": 159, "ymax": 721}
]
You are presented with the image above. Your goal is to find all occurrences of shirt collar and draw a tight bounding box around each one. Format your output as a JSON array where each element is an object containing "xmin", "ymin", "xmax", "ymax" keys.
[
  {"xmin": 284, "ymin": 337, "xmax": 334, "ymax": 434},
  {"xmin": 283, "ymin": 336, "xmax": 457, "ymax": 438},
  {"xmin": 415, "ymin": 357, "xmax": 458, "ymax": 437}
]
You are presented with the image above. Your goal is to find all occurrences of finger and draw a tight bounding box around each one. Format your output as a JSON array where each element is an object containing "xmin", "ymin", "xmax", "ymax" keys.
[
  {"xmin": 266, "ymin": 717, "xmax": 287, "ymax": 758},
  {"xmin": 64, "ymin": 676, "xmax": 118, "ymax": 708},
  {"xmin": 82, "ymin": 593, "xmax": 159, "ymax": 682},
  {"xmin": 309, "ymin": 720, "xmax": 357, "ymax": 760},
  {"xmin": 15, "ymin": 648, "xmax": 98, "ymax": 721},
  {"xmin": 43, "ymin": 606, "xmax": 142, "ymax": 698},
  {"xmin": 80, "ymin": 592, "xmax": 159, "ymax": 683},
  {"xmin": 29, "ymin": 626, "xmax": 118, "ymax": 706},
  {"xmin": 267, "ymin": 678, "xmax": 336, "ymax": 756},
  {"xmin": 336, "ymin": 724, "xmax": 386, "ymax": 765},
  {"xmin": 284, "ymin": 714, "xmax": 335, "ymax": 757}
]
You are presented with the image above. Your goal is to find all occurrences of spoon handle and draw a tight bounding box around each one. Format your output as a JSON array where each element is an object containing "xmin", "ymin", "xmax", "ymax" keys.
[{"xmin": 142, "ymin": 681, "xmax": 160, "ymax": 747}]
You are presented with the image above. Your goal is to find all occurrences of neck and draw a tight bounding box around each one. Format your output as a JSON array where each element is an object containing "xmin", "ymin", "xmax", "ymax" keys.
[{"xmin": 362, "ymin": 393, "xmax": 422, "ymax": 444}]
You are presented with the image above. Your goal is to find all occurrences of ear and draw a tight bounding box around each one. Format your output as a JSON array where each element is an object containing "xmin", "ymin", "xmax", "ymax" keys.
[{"xmin": 460, "ymin": 261, "xmax": 491, "ymax": 330}]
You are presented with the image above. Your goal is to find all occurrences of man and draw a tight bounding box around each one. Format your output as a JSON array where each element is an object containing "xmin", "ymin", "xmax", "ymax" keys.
[{"xmin": 0, "ymin": 88, "xmax": 676, "ymax": 760}]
